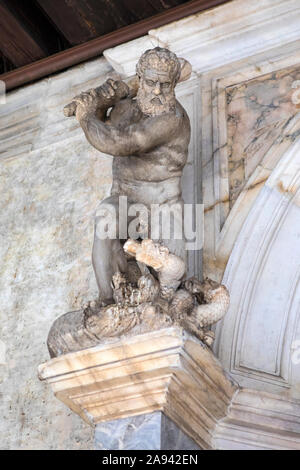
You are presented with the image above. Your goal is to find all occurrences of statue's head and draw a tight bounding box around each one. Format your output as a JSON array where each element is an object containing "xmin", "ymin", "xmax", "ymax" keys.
[{"xmin": 136, "ymin": 47, "xmax": 181, "ymax": 116}]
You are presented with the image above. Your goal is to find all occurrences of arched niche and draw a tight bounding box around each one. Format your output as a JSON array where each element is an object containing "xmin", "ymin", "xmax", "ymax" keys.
[{"xmin": 215, "ymin": 136, "xmax": 300, "ymax": 396}]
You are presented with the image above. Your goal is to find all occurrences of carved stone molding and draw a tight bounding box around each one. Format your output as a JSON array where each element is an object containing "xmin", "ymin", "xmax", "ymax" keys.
[
  {"xmin": 38, "ymin": 327, "xmax": 238, "ymax": 450},
  {"xmin": 214, "ymin": 389, "xmax": 300, "ymax": 450},
  {"xmin": 0, "ymin": 57, "xmax": 114, "ymax": 162},
  {"xmin": 176, "ymin": 77, "xmax": 202, "ymax": 278}
]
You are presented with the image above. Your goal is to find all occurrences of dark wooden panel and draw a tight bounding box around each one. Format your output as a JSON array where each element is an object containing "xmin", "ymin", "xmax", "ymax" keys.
[
  {"xmin": 37, "ymin": 0, "xmax": 126, "ymax": 45},
  {"xmin": 36, "ymin": 0, "xmax": 92, "ymax": 45},
  {"xmin": 10, "ymin": 0, "xmax": 70, "ymax": 54},
  {"xmin": 0, "ymin": 0, "xmax": 48, "ymax": 67},
  {"xmin": 146, "ymin": 0, "xmax": 187, "ymax": 11},
  {"xmin": 126, "ymin": 0, "xmax": 189, "ymax": 21},
  {"xmin": 36, "ymin": 0, "xmax": 188, "ymax": 46},
  {"xmin": 116, "ymin": 0, "xmax": 163, "ymax": 21},
  {"xmin": 0, "ymin": 53, "xmax": 14, "ymax": 75}
]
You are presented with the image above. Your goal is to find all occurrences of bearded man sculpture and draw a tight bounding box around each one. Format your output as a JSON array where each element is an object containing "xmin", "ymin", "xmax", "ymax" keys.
[
  {"xmin": 74, "ymin": 47, "xmax": 190, "ymax": 305},
  {"xmin": 46, "ymin": 48, "xmax": 230, "ymax": 357}
]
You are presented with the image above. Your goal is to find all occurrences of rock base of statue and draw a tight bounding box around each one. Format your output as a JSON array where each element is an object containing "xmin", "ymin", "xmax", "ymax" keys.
[{"xmin": 47, "ymin": 239, "xmax": 230, "ymax": 358}]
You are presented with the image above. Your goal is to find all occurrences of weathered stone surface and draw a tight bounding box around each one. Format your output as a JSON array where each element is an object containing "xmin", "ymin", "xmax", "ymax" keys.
[{"xmin": 226, "ymin": 64, "xmax": 300, "ymax": 207}]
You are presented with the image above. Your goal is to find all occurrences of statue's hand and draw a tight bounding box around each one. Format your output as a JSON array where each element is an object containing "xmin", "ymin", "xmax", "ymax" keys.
[
  {"xmin": 99, "ymin": 78, "xmax": 120, "ymax": 100},
  {"xmin": 73, "ymin": 89, "xmax": 99, "ymax": 122},
  {"xmin": 73, "ymin": 79, "xmax": 124, "ymax": 122}
]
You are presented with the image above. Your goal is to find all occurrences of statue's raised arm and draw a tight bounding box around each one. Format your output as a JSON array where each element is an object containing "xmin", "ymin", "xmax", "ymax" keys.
[
  {"xmin": 70, "ymin": 49, "xmax": 190, "ymax": 157},
  {"xmin": 76, "ymin": 96, "xmax": 184, "ymax": 157}
]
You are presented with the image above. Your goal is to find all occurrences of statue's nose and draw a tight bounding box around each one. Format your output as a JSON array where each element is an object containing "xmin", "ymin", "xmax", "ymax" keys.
[{"xmin": 153, "ymin": 82, "xmax": 161, "ymax": 95}]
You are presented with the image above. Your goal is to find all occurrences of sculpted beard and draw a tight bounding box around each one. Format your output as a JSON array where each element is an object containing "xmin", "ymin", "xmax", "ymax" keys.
[{"xmin": 136, "ymin": 82, "xmax": 176, "ymax": 116}]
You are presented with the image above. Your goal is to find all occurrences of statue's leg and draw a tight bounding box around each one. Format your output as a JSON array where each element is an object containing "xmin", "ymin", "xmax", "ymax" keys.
[
  {"xmin": 151, "ymin": 198, "xmax": 186, "ymax": 263},
  {"xmin": 92, "ymin": 195, "xmax": 128, "ymax": 304}
]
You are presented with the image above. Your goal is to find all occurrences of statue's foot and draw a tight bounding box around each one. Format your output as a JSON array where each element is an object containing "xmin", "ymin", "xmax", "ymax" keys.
[{"xmin": 83, "ymin": 298, "xmax": 105, "ymax": 318}]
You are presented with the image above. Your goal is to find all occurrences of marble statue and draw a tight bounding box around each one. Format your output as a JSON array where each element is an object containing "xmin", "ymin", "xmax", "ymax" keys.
[
  {"xmin": 47, "ymin": 48, "xmax": 230, "ymax": 357},
  {"xmin": 69, "ymin": 47, "xmax": 191, "ymax": 305}
]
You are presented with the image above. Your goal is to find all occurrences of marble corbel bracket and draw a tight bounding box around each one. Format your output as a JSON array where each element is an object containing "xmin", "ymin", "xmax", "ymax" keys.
[
  {"xmin": 38, "ymin": 327, "xmax": 237, "ymax": 450},
  {"xmin": 38, "ymin": 327, "xmax": 300, "ymax": 450}
]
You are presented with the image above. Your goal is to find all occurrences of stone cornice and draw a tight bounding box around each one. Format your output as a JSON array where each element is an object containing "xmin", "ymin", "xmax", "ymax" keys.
[{"xmin": 103, "ymin": 0, "xmax": 300, "ymax": 77}]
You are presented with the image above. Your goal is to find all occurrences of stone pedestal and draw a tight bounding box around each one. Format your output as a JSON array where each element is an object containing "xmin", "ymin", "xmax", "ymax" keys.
[
  {"xmin": 38, "ymin": 327, "xmax": 237, "ymax": 449},
  {"xmin": 38, "ymin": 327, "xmax": 300, "ymax": 450}
]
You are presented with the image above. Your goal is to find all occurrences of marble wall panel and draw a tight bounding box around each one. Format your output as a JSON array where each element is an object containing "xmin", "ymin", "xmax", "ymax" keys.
[
  {"xmin": 200, "ymin": 46, "xmax": 300, "ymax": 281},
  {"xmin": 226, "ymin": 65, "xmax": 300, "ymax": 207}
]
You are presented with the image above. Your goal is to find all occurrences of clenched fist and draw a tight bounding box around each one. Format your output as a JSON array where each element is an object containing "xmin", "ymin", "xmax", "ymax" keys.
[
  {"xmin": 99, "ymin": 78, "xmax": 120, "ymax": 100},
  {"xmin": 73, "ymin": 89, "xmax": 99, "ymax": 122},
  {"xmin": 65, "ymin": 78, "xmax": 129, "ymax": 120}
]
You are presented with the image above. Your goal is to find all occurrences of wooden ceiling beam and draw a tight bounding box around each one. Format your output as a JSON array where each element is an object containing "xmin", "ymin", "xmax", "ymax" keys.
[
  {"xmin": 0, "ymin": 0, "xmax": 48, "ymax": 67},
  {"xmin": 37, "ymin": 0, "xmax": 152, "ymax": 46},
  {"xmin": 36, "ymin": 0, "xmax": 173, "ymax": 46},
  {"xmin": 36, "ymin": 0, "xmax": 99, "ymax": 46}
]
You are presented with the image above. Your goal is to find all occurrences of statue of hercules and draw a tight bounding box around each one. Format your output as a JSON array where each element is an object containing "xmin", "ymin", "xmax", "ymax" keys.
[{"xmin": 72, "ymin": 47, "xmax": 191, "ymax": 305}]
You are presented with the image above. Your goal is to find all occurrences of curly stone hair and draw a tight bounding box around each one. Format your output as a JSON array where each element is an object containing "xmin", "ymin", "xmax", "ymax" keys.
[{"xmin": 136, "ymin": 47, "xmax": 181, "ymax": 84}]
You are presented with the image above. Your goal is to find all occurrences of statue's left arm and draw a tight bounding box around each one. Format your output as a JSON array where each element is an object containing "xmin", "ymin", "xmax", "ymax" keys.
[
  {"xmin": 79, "ymin": 112, "xmax": 181, "ymax": 157},
  {"xmin": 73, "ymin": 86, "xmax": 181, "ymax": 157}
]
